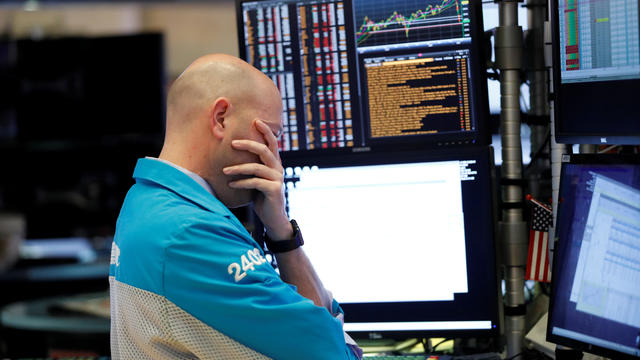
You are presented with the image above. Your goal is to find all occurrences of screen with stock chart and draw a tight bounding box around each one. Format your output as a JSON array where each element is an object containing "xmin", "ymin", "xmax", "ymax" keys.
[
  {"xmin": 354, "ymin": 0, "xmax": 471, "ymax": 52},
  {"xmin": 237, "ymin": 0, "xmax": 489, "ymax": 155},
  {"xmin": 239, "ymin": 0, "xmax": 362, "ymax": 152},
  {"xmin": 355, "ymin": 0, "xmax": 486, "ymax": 148}
]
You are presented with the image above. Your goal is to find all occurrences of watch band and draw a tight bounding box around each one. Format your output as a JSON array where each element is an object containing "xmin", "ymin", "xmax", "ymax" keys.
[{"xmin": 264, "ymin": 219, "xmax": 304, "ymax": 253}]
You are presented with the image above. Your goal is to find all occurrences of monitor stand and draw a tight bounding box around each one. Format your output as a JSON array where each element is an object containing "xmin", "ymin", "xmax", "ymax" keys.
[{"xmin": 556, "ymin": 346, "xmax": 583, "ymax": 360}]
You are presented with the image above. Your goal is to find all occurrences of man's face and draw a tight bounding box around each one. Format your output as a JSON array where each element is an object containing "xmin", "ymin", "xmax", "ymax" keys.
[{"xmin": 216, "ymin": 94, "xmax": 283, "ymax": 208}]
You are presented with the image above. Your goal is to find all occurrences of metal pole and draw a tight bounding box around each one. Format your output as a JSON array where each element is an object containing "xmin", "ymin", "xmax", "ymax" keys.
[
  {"xmin": 526, "ymin": 0, "xmax": 549, "ymax": 117},
  {"xmin": 525, "ymin": 0, "xmax": 550, "ymax": 199},
  {"xmin": 495, "ymin": 0, "xmax": 528, "ymax": 357},
  {"xmin": 579, "ymin": 144, "xmax": 597, "ymax": 153}
]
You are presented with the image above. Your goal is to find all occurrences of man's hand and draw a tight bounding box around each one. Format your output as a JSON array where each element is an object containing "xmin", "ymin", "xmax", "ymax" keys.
[
  {"xmin": 223, "ymin": 119, "xmax": 293, "ymax": 240},
  {"xmin": 224, "ymin": 120, "xmax": 333, "ymax": 312}
]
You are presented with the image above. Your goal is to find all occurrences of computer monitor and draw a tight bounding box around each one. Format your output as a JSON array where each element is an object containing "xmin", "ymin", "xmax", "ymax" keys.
[
  {"xmin": 236, "ymin": 0, "xmax": 490, "ymax": 156},
  {"xmin": 282, "ymin": 146, "xmax": 500, "ymax": 339},
  {"xmin": 1, "ymin": 33, "xmax": 165, "ymax": 143},
  {"xmin": 236, "ymin": 0, "xmax": 362, "ymax": 153},
  {"xmin": 355, "ymin": 0, "xmax": 489, "ymax": 149},
  {"xmin": 547, "ymin": 154, "xmax": 640, "ymax": 359},
  {"xmin": 551, "ymin": 0, "xmax": 640, "ymax": 145}
]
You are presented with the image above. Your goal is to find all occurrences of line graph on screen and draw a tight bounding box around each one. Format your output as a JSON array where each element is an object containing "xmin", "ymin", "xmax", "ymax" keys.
[{"xmin": 355, "ymin": 0, "xmax": 471, "ymax": 48}]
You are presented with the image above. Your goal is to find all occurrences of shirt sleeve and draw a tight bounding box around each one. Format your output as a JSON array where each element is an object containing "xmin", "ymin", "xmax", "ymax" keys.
[{"xmin": 163, "ymin": 213, "xmax": 361, "ymax": 360}]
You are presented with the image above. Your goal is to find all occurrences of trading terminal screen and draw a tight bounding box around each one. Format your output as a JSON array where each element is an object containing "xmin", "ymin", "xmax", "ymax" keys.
[
  {"xmin": 354, "ymin": 0, "xmax": 485, "ymax": 149},
  {"xmin": 557, "ymin": 0, "xmax": 639, "ymax": 83},
  {"xmin": 282, "ymin": 147, "xmax": 499, "ymax": 338},
  {"xmin": 548, "ymin": 155, "xmax": 640, "ymax": 359},
  {"xmin": 551, "ymin": 0, "xmax": 640, "ymax": 144},
  {"xmin": 237, "ymin": 0, "xmax": 489, "ymax": 154},
  {"xmin": 354, "ymin": 0, "xmax": 471, "ymax": 52},
  {"xmin": 239, "ymin": 0, "xmax": 361, "ymax": 152},
  {"xmin": 361, "ymin": 49, "xmax": 473, "ymax": 140}
]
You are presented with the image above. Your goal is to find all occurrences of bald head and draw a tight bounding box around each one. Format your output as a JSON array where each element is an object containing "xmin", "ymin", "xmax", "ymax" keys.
[
  {"xmin": 165, "ymin": 54, "xmax": 280, "ymax": 138},
  {"xmin": 158, "ymin": 54, "xmax": 284, "ymax": 207}
]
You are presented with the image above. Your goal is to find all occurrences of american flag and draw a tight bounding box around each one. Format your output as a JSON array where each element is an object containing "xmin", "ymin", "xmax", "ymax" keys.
[{"xmin": 526, "ymin": 196, "xmax": 553, "ymax": 282}]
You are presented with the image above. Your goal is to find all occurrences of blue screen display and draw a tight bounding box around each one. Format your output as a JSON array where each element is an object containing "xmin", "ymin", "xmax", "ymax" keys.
[{"xmin": 549, "ymin": 158, "xmax": 640, "ymax": 358}]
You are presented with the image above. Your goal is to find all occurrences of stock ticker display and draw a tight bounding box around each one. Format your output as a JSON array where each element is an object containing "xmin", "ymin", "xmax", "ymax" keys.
[
  {"xmin": 240, "ymin": 0, "xmax": 485, "ymax": 154},
  {"xmin": 241, "ymin": 0, "xmax": 357, "ymax": 151},
  {"xmin": 363, "ymin": 50, "xmax": 472, "ymax": 139}
]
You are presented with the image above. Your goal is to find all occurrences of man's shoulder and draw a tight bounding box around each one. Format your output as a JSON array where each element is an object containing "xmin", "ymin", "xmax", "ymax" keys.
[
  {"xmin": 116, "ymin": 178, "xmax": 255, "ymax": 251},
  {"xmin": 112, "ymin": 181, "xmax": 244, "ymax": 294},
  {"xmin": 118, "ymin": 181, "xmax": 236, "ymax": 240}
]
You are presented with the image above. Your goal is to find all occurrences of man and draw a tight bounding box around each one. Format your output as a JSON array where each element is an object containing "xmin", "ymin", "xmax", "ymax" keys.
[{"xmin": 109, "ymin": 54, "xmax": 362, "ymax": 360}]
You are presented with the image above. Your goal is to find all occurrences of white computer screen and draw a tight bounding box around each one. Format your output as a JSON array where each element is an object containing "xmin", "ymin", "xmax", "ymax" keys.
[{"xmin": 287, "ymin": 161, "xmax": 469, "ymax": 304}]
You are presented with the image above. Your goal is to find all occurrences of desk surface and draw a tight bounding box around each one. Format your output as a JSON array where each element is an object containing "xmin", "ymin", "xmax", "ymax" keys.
[
  {"xmin": 1, "ymin": 292, "xmax": 110, "ymax": 333},
  {"xmin": 0, "ymin": 262, "xmax": 109, "ymax": 283}
]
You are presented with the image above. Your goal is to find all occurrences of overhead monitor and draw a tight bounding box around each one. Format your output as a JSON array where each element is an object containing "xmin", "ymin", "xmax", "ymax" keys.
[
  {"xmin": 551, "ymin": 0, "xmax": 640, "ymax": 145},
  {"xmin": 236, "ymin": 0, "xmax": 490, "ymax": 156},
  {"xmin": 237, "ymin": 0, "xmax": 362, "ymax": 153},
  {"xmin": 547, "ymin": 154, "xmax": 640, "ymax": 359},
  {"xmin": 282, "ymin": 146, "xmax": 500, "ymax": 339},
  {"xmin": 353, "ymin": 0, "xmax": 473, "ymax": 52},
  {"xmin": 349, "ymin": 0, "xmax": 489, "ymax": 149}
]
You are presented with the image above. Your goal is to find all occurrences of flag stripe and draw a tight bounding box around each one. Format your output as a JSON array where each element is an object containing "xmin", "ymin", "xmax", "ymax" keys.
[
  {"xmin": 535, "ymin": 231, "xmax": 542, "ymax": 280},
  {"xmin": 527, "ymin": 231, "xmax": 536, "ymax": 279},
  {"xmin": 531, "ymin": 232, "xmax": 540, "ymax": 280},
  {"xmin": 538, "ymin": 232, "xmax": 548, "ymax": 281}
]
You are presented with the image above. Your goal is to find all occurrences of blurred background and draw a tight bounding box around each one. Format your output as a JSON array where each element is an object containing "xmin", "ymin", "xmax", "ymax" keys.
[{"xmin": 0, "ymin": 1, "xmax": 241, "ymax": 358}]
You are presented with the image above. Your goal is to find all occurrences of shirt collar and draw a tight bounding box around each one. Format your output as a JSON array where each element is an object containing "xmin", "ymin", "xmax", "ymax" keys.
[
  {"xmin": 145, "ymin": 157, "xmax": 216, "ymax": 198},
  {"xmin": 132, "ymin": 158, "xmax": 235, "ymax": 221}
]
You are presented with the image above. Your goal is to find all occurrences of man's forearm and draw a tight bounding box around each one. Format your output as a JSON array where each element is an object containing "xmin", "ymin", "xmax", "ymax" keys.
[{"xmin": 274, "ymin": 248, "xmax": 334, "ymax": 313}]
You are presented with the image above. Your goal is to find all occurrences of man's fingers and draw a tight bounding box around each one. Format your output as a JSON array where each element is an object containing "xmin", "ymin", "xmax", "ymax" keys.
[
  {"xmin": 223, "ymin": 163, "xmax": 283, "ymax": 182},
  {"xmin": 255, "ymin": 120, "xmax": 281, "ymax": 160},
  {"xmin": 228, "ymin": 177, "xmax": 280, "ymax": 194},
  {"xmin": 231, "ymin": 140, "xmax": 282, "ymax": 171}
]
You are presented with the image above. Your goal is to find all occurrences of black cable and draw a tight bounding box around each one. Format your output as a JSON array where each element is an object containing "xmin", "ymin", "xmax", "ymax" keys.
[
  {"xmin": 431, "ymin": 338, "xmax": 453, "ymax": 353},
  {"xmin": 421, "ymin": 338, "xmax": 429, "ymax": 354},
  {"xmin": 525, "ymin": 128, "xmax": 551, "ymax": 171}
]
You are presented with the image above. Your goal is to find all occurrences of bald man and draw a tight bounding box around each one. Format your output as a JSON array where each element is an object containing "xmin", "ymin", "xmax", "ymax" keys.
[{"xmin": 109, "ymin": 54, "xmax": 362, "ymax": 360}]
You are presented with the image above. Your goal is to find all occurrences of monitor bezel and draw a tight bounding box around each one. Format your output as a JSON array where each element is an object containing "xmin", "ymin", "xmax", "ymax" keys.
[
  {"xmin": 550, "ymin": 0, "xmax": 640, "ymax": 145},
  {"xmin": 282, "ymin": 146, "xmax": 501, "ymax": 340},
  {"xmin": 546, "ymin": 153, "xmax": 640, "ymax": 360}
]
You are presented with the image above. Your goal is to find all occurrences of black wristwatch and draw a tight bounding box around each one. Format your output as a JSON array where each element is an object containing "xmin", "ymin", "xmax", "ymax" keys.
[{"xmin": 264, "ymin": 219, "xmax": 304, "ymax": 253}]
